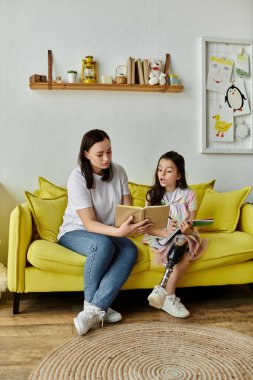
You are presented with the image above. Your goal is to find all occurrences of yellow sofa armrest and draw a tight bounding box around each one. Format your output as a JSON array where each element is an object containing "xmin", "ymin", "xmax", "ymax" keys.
[
  {"xmin": 237, "ymin": 203, "xmax": 253, "ymax": 235},
  {"xmin": 8, "ymin": 203, "xmax": 33, "ymax": 292}
]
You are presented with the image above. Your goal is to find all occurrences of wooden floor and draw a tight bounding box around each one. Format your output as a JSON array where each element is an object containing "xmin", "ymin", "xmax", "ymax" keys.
[{"xmin": 1, "ymin": 285, "xmax": 253, "ymax": 380}]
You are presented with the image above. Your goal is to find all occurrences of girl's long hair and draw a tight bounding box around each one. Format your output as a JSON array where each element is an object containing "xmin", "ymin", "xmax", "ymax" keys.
[
  {"xmin": 78, "ymin": 129, "xmax": 113, "ymax": 189},
  {"xmin": 146, "ymin": 151, "xmax": 188, "ymax": 205}
]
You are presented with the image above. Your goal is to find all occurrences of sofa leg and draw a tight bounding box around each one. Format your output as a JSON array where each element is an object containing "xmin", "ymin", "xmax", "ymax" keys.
[
  {"xmin": 249, "ymin": 284, "xmax": 253, "ymax": 291},
  {"xmin": 13, "ymin": 293, "xmax": 21, "ymax": 314}
]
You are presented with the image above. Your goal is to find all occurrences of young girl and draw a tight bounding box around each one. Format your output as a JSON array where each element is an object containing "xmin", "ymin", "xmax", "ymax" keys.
[
  {"xmin": 143, "ymin": 151, "xmax": 205, "ymax": 318},
  {"xmin": 58, "ymin": 129, "xmax": 152, "ymax": 335}
]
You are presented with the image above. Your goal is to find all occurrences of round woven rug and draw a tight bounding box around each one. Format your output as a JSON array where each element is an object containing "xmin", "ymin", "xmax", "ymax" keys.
[{"xmin": 29, "ymin": 322, "xmax": 253, "ymax": 380}]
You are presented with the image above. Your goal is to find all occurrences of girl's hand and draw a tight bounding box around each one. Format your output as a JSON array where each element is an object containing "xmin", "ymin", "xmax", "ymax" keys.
[
  {"xmin": 119, "ymin": 216, "xmax": 153, "ymax": 237},
  {"xmin": 179, "ymin": 220, "xmax": 193, "ymax": 235},
  {"xmin": 167, "ymin": 220, "xmax": 178, "ymax": 234}
]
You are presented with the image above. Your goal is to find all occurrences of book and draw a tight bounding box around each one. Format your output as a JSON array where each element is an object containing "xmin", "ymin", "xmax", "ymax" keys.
[
  {"xmin": 127, "ymin": 57, "xmax": 132, "ymax": 84},
  {"xmin": 136, "ymin": 58, "xmax": 144, "ymax": 84},
  {"xmin": 142, "ymin": 59, "xmax": 149, "ymax": 84},
  {"xmin": 115, "ymin": 204, "xmax": 169, "ymax": 229},
  {"xmin": 158, "ymin": 228, "xmax": 181, "ymax": 246},
  {"xmin": 157, "ymin": 219, "xmax": 214, "ymax": 246},
  {"xmin": 192, "ymin": 219, "xmax": 214, "ymax": 227},
  {"xmin": 131, "ymin": 57, "xmax": 136, "ymax": 84}
]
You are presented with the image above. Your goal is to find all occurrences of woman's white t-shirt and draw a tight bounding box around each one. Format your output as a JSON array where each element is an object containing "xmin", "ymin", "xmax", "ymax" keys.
[{"xmin": 57, "ymin": 163, "xmax": 129, "ymax": 240}]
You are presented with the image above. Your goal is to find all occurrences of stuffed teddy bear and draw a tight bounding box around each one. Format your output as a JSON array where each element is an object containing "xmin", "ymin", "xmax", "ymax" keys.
[
  {"xmin": 149, "ymin": 59, "xmax": 167, "ymax": 85},
  {"xmin": 0, "ymin": 263, "xmax": 7, "ymax": 299}
]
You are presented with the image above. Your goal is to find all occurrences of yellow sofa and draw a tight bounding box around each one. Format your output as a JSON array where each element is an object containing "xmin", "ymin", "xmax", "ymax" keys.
[{"xmin": 7, "ymin": 177, "xmax": 253, "ymax": 314}]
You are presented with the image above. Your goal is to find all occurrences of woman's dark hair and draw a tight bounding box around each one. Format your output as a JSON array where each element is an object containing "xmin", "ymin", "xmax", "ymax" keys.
[
  {"xmin": 78, "ymin": 129, "xmax": 113, "ymax": 189},
  {"xmin": 146, "ymin": 151, "xmax": 188, "ymax": 205}
]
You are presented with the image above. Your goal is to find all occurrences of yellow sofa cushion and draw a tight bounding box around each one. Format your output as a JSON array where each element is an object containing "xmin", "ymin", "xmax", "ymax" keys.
[
  {"xmin": 39, "ymin": 176, "xmax": 67, "ymax": 198},
  {"xmin": 197, "ymin": 187, "xmax": 251, "ymax": 232},
  {"xmin": 129, "ymin": 179, "xmax": 215, "ymax": 209},
  {"xmin": 25, "ymin": 192, "xmax": 67, "ymax": 242},
  {"xmin": 27, "ymin": 236, "xmax": 150, "ymax": 275},
  {"xmin": 128, "ymin": 181, "xmax": 151, "ymax": 207},
  {"xmin": 150, "ymin": 231, "xmax": 253, "ymax": 273},
  {"xmin": 189, "ymin": 179, "xmax": 216, "ymax": 209},
  {"xmin": 27, "ymin": 240, "xmax": 85, "ymax": 275}
]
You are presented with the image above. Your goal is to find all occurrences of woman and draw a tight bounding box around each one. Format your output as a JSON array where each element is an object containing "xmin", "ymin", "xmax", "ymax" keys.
[{"xmin": 58, "ymin": 129, "xmax": 151, "ymax": 335}]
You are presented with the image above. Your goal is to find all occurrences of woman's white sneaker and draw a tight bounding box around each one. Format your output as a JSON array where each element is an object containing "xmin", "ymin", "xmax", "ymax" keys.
[
  {"xmin": 104, "ymin": 307, "xmax": 122, "ymax": 322},
  {"xmin": 147, "ymin": 285, "xmax": 167, "ymax": 309},
  {"xmin": 74, "ymin": 305, "xmax": 105, "ymax": 336},
  {"xmin": 84, "ymin": 301, "xmax": 122, "ymax": 323},
  {"xmin": 161, "ymin": 294, "xmax": 190, "ymax": 318}
]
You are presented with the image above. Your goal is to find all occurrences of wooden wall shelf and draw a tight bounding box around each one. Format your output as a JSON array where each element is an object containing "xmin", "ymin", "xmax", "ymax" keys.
[{"xmin": 29, "ymin": 82, "xmax": 184, "ymax": 93}]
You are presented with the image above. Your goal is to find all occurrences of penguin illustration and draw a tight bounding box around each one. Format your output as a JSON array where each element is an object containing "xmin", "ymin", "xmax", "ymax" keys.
[{"xmin": 225, "ymin": 84, "xmax": 246, "ymax": 112}]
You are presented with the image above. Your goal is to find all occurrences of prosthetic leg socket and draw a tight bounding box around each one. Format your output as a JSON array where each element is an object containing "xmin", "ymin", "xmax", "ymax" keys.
[{"xmin": 160, "ymin": 238, "xmax": 188, "ymax": 288}]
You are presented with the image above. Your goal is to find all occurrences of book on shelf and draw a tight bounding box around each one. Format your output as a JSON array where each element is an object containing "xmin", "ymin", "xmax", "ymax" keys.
[
  {"xmin": 142, "ymin": 59, "xmax": 149, "ymax": 84},
  {"xmin": 131, "ymin": 57, "xmax": 136, "ymax": 84},
  {"xmin": 136, "ymin": 58, "xmax": 144, "ymax": 84},
  {"xmin": 158, "ymin": 219, "xmax": 215, "ymax": 246},
  {"xmin": 115, "ymin": 204, "xmax": 169, "ymax": 229},
  {"xmin": 127, "ymin": 57, "xmax": 132, "ymax": 84}
]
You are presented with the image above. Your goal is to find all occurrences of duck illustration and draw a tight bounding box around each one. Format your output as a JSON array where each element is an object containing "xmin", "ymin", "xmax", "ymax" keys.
[
  {"xmin": 212, "ymin": 114, "xmax": 232, "ymax": 138},
  {"xmin": 225, "ymin": 84, "xmax": 246, "ymax": 112}
]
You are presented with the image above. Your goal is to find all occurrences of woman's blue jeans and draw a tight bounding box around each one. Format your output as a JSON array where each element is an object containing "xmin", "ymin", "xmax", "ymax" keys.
[{"xmin": 58, "ymin": 230, "xmax": 138, "ymax": 311}]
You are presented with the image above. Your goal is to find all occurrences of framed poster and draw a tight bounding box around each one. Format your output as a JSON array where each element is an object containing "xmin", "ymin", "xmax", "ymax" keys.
[{"xmin": 201, "ymin": 37, "xmax": 253, "ymax": 154}]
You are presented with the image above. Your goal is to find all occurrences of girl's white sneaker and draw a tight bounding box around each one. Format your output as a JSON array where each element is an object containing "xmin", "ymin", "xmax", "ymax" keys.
[
  {"xmin": 161, "ymin": 294, "xmax": 190, "ymax": 318},
  {"xmin": 147, "ymin": 285, "xmax": 167, "ymax": 309}
]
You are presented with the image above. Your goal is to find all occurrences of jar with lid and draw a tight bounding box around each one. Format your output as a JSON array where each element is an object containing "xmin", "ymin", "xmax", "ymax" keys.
[{"xmin": 115, "ymin": 65, "xmax": 127, "ymax": 84}]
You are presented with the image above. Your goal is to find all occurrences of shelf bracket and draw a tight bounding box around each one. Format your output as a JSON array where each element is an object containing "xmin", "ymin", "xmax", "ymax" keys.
[{"xmin": 164, "ymin": 53, "xmax": 170, "ymax": 85}]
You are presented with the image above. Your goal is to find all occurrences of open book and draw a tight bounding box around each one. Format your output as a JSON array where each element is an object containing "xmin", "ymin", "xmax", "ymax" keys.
[
  {"xmin": 157, "ymin": 218, "xmax": 215, "ymax": 246},
  {"xmin": 192, "ymin": 218, "xmax": 214, "ymax": 227},
  {"xmin": 115, "ymin": 204, "xmax": 169, "ymax": 229}
]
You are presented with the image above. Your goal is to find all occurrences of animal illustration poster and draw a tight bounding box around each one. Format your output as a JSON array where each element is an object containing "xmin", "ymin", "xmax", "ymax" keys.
[
  {"xmin": 224, "ymin": 79, "xmax": 250, "ymax": 116},
  {"xmin": 210, "ymin": 105, "xmax": 234, "ymax": 142},
  {"xmin": 206, "ymin": 56, "xmax": 233, "ymax": 94},
  {"xmin": 235, "ymin": 53, "xmax": 250, "ymax": 78}
]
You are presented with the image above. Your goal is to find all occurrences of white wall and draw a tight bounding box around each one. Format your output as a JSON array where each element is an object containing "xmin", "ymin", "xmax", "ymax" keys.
[{"xmin": 1, "ymin": 0, "xmax": 253, "ymax": 264}]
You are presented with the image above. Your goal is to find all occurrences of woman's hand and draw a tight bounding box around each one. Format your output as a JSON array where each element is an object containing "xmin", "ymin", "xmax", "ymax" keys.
[{"xmin": 118, "ymin": 216, "xmax": 153, "ymax": 237}]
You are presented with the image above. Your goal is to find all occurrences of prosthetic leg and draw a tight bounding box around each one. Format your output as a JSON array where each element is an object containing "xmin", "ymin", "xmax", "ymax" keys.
[
  {"xmin": 160, "ymin": 237, "xmax": 189, "ymax": 289},
  {"xmin": 148, "ymin": 237, "xmax": 189, "ymax": 307},
  {"xmin": 147, "ymin": 236, "xmax": 190, "ymax": 315}
]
